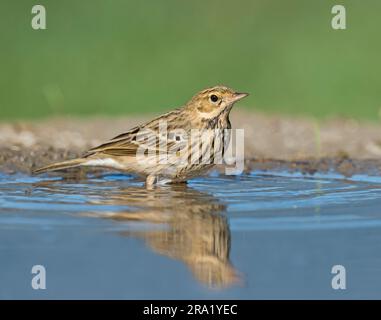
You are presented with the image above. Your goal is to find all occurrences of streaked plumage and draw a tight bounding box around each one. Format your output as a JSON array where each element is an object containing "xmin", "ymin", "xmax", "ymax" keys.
[{"xmin": 34, "ymin": 85, "xmax": 248, "ymax": 187}]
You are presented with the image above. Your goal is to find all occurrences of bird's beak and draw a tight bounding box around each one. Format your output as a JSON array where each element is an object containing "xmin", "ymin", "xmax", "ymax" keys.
[{"xmin": 231, "ymin": 92, "xmax": 249, "ymax": 103}]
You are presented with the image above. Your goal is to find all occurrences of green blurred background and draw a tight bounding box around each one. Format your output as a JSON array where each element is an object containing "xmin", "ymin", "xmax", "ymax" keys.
[{"xmin": 1, "ymin": 0, "xmax": 380, "ymax": 120}]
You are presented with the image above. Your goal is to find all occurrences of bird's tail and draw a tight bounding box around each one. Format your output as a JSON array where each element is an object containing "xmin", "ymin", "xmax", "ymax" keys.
[{"xmin": 34, "ymin": 158, "xmax": 87, "ymax": 174}]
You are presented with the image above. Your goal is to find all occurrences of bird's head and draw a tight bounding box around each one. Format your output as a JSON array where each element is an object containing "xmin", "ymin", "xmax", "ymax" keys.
[{"xmin": 186, "ymin": 85, "xmax": 249, "ymax": 119}]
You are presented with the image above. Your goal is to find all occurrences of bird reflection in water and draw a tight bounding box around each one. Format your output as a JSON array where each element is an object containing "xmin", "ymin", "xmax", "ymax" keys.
[
  {"xmin": 34, "ymin": 178, "xmax": 241, "ymax": 288},
  {"xmin": 96, "ymin": 184, "xmax": 241, "ymax": 289}
]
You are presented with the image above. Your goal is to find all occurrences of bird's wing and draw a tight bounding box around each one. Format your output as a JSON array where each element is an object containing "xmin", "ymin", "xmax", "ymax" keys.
[
  {"xmin": 84, "ymin": 126, "xmax": 180, "ymax": 158},
  {"xmin": 84, "ymin": 126, "xmax": 140, "ymax": 156},
  {"xmin": 84, "ymin": 107, "xmax": 188, "ymax": 158},
  {"xmin": 82, "ymin": 125, "xmax": 131, "ymax": 157}
]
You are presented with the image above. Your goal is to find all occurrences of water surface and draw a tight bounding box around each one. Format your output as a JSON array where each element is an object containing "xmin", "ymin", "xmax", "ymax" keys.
[{"xmin": 1, "ymin": 171, "xmax": 381, "ymax": 299}]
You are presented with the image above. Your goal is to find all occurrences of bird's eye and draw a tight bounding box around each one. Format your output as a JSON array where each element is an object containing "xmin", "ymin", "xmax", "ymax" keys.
[{"xmin": 210, "ymin": 94, "xmax": 219, "ymax": 103}]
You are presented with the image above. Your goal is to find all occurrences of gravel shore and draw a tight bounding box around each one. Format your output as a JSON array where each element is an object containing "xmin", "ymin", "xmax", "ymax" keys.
[{"xmin": 1, "ymin": 110, "xmax": 381, "ymax": 176}]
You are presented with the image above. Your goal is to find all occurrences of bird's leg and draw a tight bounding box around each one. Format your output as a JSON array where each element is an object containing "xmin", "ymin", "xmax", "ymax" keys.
[{"xmin": 145, "ymin": 175, "xmax": 156, "ymax": 189}]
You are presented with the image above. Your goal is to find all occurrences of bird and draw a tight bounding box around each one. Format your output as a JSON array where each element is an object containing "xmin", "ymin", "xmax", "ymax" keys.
[{"xmin": 34, "ymin": 85, "xmax": 248, "ymax": 187}]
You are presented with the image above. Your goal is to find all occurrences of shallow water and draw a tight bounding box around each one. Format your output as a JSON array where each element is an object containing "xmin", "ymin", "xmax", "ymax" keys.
[{"xmin": 1, "ymin": 171, "xmax": 381, "ymax": 299}]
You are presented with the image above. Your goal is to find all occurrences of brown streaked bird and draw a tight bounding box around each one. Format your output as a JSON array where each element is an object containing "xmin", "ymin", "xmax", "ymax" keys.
[{"xmin": 34, "ymin": 85, "xmax": 248, "ymax": 187}]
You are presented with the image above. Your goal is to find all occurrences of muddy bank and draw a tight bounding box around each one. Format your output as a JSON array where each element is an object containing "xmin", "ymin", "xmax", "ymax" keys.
[{"xmin": 1, "ymin": 111, "xmax": 381, "ymax": 176}]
